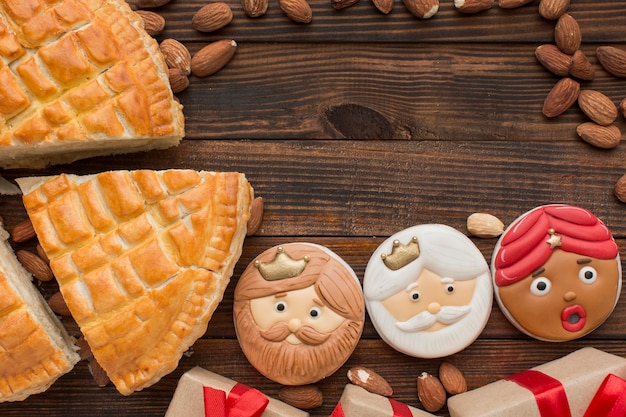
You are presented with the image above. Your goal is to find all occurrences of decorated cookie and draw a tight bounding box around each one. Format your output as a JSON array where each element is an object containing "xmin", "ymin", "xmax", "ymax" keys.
[
  {"xmin": 233, "ymin": 243, "xmax": 365, "ymax": 386},
  {"xmin": 363, "ymin": 224, "xmax": 493, "ymax": 358},
  {"xmin": 492, "ymin": 204, "xmax": 621, "ymax": 342}
]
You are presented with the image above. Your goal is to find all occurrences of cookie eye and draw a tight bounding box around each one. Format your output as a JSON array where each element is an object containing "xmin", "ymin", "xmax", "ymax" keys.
[
  {"xmin": 308, "ymin": 306, "xmax": 321, "ymax": 319},
  {"xmin": 274, "ymin": 301, "xmax": 287, "ymax": 313},
  {"xmin": 579, "ymin": 266, "xmax": 598, "ymax": 284},
  {"xmin": 445, "ymin": 284, "xmax": 455, "ymax": 294},
  {"xmin": 530, "ymin": 277, "xmax": 551, "ymax": 296},
  {"xmin": 409, "ymin": 290, "xmax": 421, "ymax": 302}
]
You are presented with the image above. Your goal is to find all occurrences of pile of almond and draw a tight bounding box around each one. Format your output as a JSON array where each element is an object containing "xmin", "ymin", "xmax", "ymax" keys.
[{"xmin": 417, "ymin": 361, "xmax": 467, "ymax": 412}]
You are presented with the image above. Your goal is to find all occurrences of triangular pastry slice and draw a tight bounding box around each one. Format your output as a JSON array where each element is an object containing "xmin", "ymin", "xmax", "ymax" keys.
[
  {"xmin": 17, "ymin": 169, "xmax": 253, "ymax": 394},
  {"xmin": 0, "ymin": 220, "xmax": 80, "ymax": 402},
  {"xmin": 0, "ymin": 0, "xmax": 184, "ymax": 169}
]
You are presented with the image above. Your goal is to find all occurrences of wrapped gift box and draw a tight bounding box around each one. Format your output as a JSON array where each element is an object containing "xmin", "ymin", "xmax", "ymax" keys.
[
  {"xmin": 165, "ymin": 367, "xmax": 309, "ymax": 417},
  {"xmin": 448, "ymin": 347, "xmax": 626, "ymax": 417},
  {"xmin": 331, "ymin": 384, "xmax": 436, "ymax": 417}
]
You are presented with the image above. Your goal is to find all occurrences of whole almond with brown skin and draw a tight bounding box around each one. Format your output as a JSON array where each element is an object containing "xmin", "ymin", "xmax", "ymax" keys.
[
  {"xmin": 467, "ymin": 212, "xmax": 504, "ymax": 238},
  {"xmin": 597, "ymin": 46, "xmax": 626, "ymax": 78},
  {"xmin": 168, "ymin": 68, "xmax": 190, "ymax": 94},
  {"xmin": 403, "ymin": 0, "xmax": 439, "ymax": 19},
  {"xmin": 578, "ymin": 90, "xmax": 617, "ymax": 126},
  {"xmin": 126, "ymin": 0, "xmax": 172, "ymax": 9},
  {"xmin": 535, "ymin": 44, "xmax": 571, "ymax": 77},
  {"xmin": 135, "ymin": 10, "xmax": 165, "ymax": 36},
  {"xmin": 246, "ymin": 196, "xmax": 264, "ymax": 236},
  {"xmin": 36, "ymin": 243, "xmax": 49, "ymax": 264},
  {"xmin": 498, "ymin": 0, "xmax": 533, "ymax": 8},
  {"xmin": 569, "ymin": 49, "xmax": 595, "ymax": 80},
  {"xmin": 417, "ymin": 372, "xmax": 447, "ymax": 412},
  {"xmin": 278, "ymin": 385, "xmax": 323, "ymax": 409},
  {"xmin": 17, "ymin": 250, "xmax": 54, "ymax": 281},
  {"xmin": 11, "ymin": 219, "xmax": 36, "ymax": 242},
  {"xmin": 614, "ymin": 173, "xmax": 626, "ymax": 203},
  {"xmin": 49, "ymin": 292, "xmax": 72, "ymax": 316},
  {"xmin": 191, "ymin": 40, "xmax": 237, "ymax": 78},
  {"xmin": 620, "ymin": 98, "xmax": 626, "ymax": 118},
  {"xmin": 160, "ymin": 39, "xmax": 192, "ymax": 76},
  {"xmin": 332, "ymin": 0, "xmax": 359, "ymax": 10},
  {"xmin": 372, "ymin": 0, "xmax": 394, "ymax": 14},
  {"xmin": 192, "ymin": 2, "xmax": 233, "ymax": 32},
  {"xmin": 439, "ymin": 362, "xmax": 467, "ymax": 395},
  {"xmin": 347, "ymin": 366, "xmax": 393, "ymax": 397},
  {"xmin": 554, "ymin": 13, "xmax": 581, "ymax": 55},
  {"xmin": 89, "ymin": 359, "xmax": 110, "ymax": 387},
  {"xmin": 576, "ymin": 122, "xmax": 621, "ymax": 149},
  {"xmin": 242, "ymin": 0, "xmax": 268, "ymax": 17},
  {"xmin": 75, "ymin": 336, "xmax": 93, "ymax": 360},
  {"xmin": 279, "ymin": 0, "xmax": 313, "ymax": 23},
  {"xmin": 542, "ymin": 77, "xmax": 580, "ymax": 118},
  {"xmin": 454, "ymin": 0, "xmax": 494, "ymax": 14},
  {"xmin": 538, "ymin": 0, "xmax": 569, "ymax": 20}
]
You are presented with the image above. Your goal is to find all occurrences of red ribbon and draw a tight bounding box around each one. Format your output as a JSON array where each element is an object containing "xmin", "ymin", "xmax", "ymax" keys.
[
  {"xmin": 203, "ymin": 382, "xmax": 269, "ymax": 417},
  {"xmin": 330, "ymin": 397, "xmax": 413, "ymax": 417},
  {"xmin": 506, "ymin": 370, "xmax": 626, "ymax": 417}
]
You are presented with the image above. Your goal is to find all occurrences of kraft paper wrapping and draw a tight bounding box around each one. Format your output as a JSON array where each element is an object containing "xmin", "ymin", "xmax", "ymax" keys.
[
  {"xmin": 165, "ymin": 367, "xmax": 309, "ymax": 417},
  {"xmin": 333, "ymin": 384, "xmax": 436, "ymax": 417},
  {"xmin": 447, "ymin": 347, "xmax": 626, "ymax": 417}
]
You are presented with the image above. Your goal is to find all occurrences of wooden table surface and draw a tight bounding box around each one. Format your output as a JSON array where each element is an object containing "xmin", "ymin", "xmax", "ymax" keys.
[{"xmin": 2, "ymin": 0, "xmax": 626, "ymax": 415}]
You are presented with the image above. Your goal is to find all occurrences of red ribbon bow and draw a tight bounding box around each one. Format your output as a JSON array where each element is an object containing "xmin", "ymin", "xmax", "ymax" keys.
[
  {"xmin": 506, "ymin": 370, "xmax": 626, "ymax": 417},
  {"xmin": 330, "ymin": 397, "xmax": 413, "ymax": 417},
  {"xmin": 203, "ymin": 383, "xmax": 269, "ymax": 417}
]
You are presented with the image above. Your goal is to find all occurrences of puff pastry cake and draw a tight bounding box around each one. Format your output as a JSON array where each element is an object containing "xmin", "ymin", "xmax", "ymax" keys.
[
  {"xmin": 0, "ymin": 0, "xmax": 184, "ymax": 169},
  {"xmin": 0, "ymin": 220, "xmax": 80, "ymax": 402},
  {"xmin": 17, "ymin": 169, "xmax": 253, "ymax": 395}
]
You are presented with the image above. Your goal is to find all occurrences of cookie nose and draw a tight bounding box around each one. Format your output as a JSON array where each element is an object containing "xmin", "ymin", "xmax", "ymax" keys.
[
  {"xmin": 563, "ymin": 291, "xmax": 576, "ymax": 302},
  {"xmin": 288, "ymin": 318, "xmax": 301, "ymax": 332},
  {"xmin": 427, "ymin": 302, "xmax": 440, "ymax": 314}
]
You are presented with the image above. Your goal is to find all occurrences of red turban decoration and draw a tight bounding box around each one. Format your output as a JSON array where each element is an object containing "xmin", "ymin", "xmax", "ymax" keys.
[{"xmin": 494, "ymin": 205, "xmax": 618, "ymax": 286}]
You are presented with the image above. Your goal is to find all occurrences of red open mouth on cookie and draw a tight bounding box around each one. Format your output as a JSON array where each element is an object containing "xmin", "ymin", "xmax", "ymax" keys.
[{"xmin": 561, "ymin": 305, "xmax": 586, "ymax": 332}]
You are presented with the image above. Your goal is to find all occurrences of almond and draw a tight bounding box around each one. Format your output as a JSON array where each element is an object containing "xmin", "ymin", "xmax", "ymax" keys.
[
  {"xmin": 576, "ymin": 122, "xmax": 621, "ymax": 149},
  {"xmin": 538, "ymin": 0, "xmax": 569, "ymax": 20},
  {"xmin": 332, "ymin": 0, "xmax": 360, "ymax": 9},
  {"xmin": 168, "ymin": 68, "xmax": 190, "ymax": 94},
  {"xmin": 75, "ymin": 336, "xmax": 93, "ymax": 360},
  {"xmin": 417, "ymin": 372, "xmax": 447, "ymax": 413},
  {"xmin": 498, "ymin": 0, "xmax": 533, "ymax": 8},
  {"xmin": 454, "ymin": 0, "xmax": 494, "ymax": 14},
  {"xmin": 279, "ymin": 0, "xmax": 313, "ymax": 23},
  {"xmin": 11, "ymin": 219, "xmax": 36, "ymax": 242},
  {"xmin": 126, "ymin": 0, "xmax": 173, "ymax": 9},
  {"xmin": 372, "ymin": 0, "xmax": 394, "ymax": 14},
  {"xmin": 36, "ymin": 243, "xmax": 49, "ymax": 264},
  {"xmin": 535, "ymin": 44, "xmax": 571, "ymax": 77},
  {"xmin": 620, "ymin": 98, "xmax": 626, "ymax": 118},
  {"xmin": 347, "ymin": 366, "xmax": 393, "ymax": 397},
  {"xmin": 614, "ymin": 173, "xmax": 626, "ymax": 203},
  {"xmin": 542, "ymin": 77, "xmax": 580, "ymax": 118},
  {"xmin": 569, "ymin": 49, "xmax": 595, "ymax": 81},
  {"xmin": 466, "ymin": 212, "xmax": 505, "ymax": 238},
  {"xmin": 192, "ymin": 2, "xmax": 233, "ymax": 33},
  {"xmin": 17, "ymin": 250, "xmax": 54, "ymax": 281},
  {"xmin": 160, "ymin": 39, "xmax": 192, "ymax": 76},
  {"xmin": 554, "ymin": 13, "xmax": 581, "ymax": 55},
  {"xmin": 246, "ymin": 196, "xmax": 264, "ymax": 236},
  {"xmin": 278, "ymin": 385, "xmax": 323, "ymax": 409},
  {"xmin": 191, "ymin": 39, "xmax": 238, "ymax": 78},
  {"xmin": 578, "ymin": 90, "xmax": 617, "ymax": 126},
  {"xmin": 597, "ymin": 46, "xmax": 626, "ymax": 78},
  {"xmin": 402, "ymin": 0, "xmax": 439, "ymax": 19},
  {"xmin": 89, "ymin": 359, "xmax": 110, "ymax": 387},
  {"xmin": 135, "ymin": 10, "xmax": 165, "ymax": 36},
  {"xmin": 242, "ymin": 0, "xmax": 269, "ymax": 17},
  {"xmin": 49, "ymin": 292, "xmax": 72, "ymax": 316},
  {"xmin": 439, "ymin": 362, "xmax": 467, "ymax": 395}
]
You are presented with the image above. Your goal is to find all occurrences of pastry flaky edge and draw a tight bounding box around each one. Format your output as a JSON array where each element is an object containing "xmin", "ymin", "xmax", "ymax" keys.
[
  {"xmin": 0, "ymin": 0, "xmax": 185, "ymax": 169},
  {"xmin": 0, "ymin": 220, "xmax": 80, "ymax": 402},
  {"xmin": 16, "ymin": 169, "xmax": 253, "ymax": 395}
]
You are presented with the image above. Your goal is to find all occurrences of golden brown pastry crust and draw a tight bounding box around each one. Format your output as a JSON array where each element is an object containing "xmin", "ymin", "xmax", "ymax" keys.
[
  {"xmin": 18, "ymin": 170, "xmax": 253, "ymax": 395},
  {"xmin": 0, "ymin": 0, "xmax": 184, "ymax": 168},
  {"xmin": 0, "ymin": 224, "xmax": 80, "ymax": 402}
]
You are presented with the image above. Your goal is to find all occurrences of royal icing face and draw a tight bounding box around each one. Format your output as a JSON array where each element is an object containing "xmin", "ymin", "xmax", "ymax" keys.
[
  {"xmin": 233, "ymin": 243, "xmax": 365, "ymax": 386},
  {"xmin": 492, "ymin": 204, "xmax": 621, "ymax": 342},
  {"xmin": 363, "ymin": 224, "xmax": 493, "ymax": 359}
]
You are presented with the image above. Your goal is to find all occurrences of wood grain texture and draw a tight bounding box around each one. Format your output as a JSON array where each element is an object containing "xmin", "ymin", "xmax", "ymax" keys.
[{"xmin": 3, "ymin": 0, "xmax": 626, "ymax": 415}]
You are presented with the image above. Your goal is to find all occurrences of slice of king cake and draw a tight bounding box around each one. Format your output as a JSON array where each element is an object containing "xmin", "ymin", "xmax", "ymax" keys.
[{"xmin": 16, "ymin": 169, "xmax": 253, "ymax": 395}]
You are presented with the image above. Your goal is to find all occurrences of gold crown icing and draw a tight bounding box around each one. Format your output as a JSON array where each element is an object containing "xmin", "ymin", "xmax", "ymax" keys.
[
  {"xmin": 255, "ymin": 246, "xmax": 310, "ymax": 281},
  {"xmin": 381, "ymin": 236, "xmax": 420, "ymax": 271}
]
